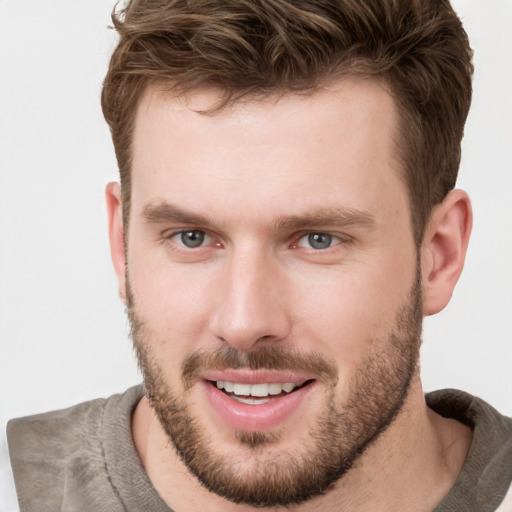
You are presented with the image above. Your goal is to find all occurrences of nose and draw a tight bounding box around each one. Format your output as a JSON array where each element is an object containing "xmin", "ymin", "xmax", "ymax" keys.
[{"xmin": 210, "ymin": 249, "xmax": 291, "ymax": 350}]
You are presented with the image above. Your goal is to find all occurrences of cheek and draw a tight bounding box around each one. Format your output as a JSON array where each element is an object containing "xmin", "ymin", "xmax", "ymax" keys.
[
  {"xmin": 128, "ymin": 256, "xmax": 217, "ymax": 358},
  {"xmin": 291, "ymin": 257, "xmax": 415, "ymax": 367}
]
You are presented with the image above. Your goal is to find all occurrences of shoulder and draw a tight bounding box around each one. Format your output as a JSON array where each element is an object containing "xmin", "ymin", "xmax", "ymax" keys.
[
  {"xmin": 426, "ymin": 388, "xmax": 512, "ymax": 432},
  {"xmin": 8, "ymin": 394, "xmax": 107, "ymax": 454},
  {"xmin": 7, "ymin": 393, "xmax": 110, "ymax": 481},
  {"xmin": 427, "ymin": 389, "xmax": 512, "ymax": 512},
  {"xmin": 7, "ymin": 386, "xmax": 143, "ymax": 511}
]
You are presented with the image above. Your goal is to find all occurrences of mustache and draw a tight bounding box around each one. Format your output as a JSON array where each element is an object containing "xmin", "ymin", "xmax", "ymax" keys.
[{"xmin": 181, "ymin": 345, "xmax": 338, "ymax": 391}]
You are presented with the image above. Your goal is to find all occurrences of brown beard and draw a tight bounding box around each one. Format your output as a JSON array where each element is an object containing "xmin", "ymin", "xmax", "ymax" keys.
[{"xmin": 127, "ymin": 271, "xmax": 422, "ymax": 507}]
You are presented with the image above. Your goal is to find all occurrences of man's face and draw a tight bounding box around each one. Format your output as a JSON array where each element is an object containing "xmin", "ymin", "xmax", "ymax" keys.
[{"xmin": 125, "ymin": 80, "xmax": 422, "ymax": 506}]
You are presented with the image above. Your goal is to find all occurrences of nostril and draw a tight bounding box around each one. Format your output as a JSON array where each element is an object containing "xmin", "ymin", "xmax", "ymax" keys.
[{"xmin": 256, "ymin": 335, "xmax": 273, "ymax": 342}]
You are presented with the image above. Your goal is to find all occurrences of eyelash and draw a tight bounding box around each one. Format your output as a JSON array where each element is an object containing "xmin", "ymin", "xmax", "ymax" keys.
[
  {"xmin": 166, "ymin": 230, "xmax": 218, "ymax": 249},
  {"xmin": 292, "ymin": 232, "xmax": 345, "ymax": 251},
  {"xmin": 162, "ymin": 229, "xmax": 351, "ymax": 254}
]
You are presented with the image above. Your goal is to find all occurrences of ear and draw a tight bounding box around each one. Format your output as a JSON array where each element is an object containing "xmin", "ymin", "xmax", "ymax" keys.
[
  {"xmin": 105, "ymin": 182, "xmax": 127, "ymax": 302},
  {"xmin": 421, "ymin": 189, "xmax": 472, "ymax": 316}
]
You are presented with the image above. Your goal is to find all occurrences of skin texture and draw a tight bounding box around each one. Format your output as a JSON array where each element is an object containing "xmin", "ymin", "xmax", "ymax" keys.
[
  {"xmin": 127, "ymin": 273, "xmax": 422, "ymax": 506},
  {"xmin": 106, "ymin": 79, "xmax": 473, "ymax": 511}
]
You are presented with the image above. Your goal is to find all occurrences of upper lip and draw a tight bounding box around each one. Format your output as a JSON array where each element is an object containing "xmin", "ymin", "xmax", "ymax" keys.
[{"xmin": 200, "ymin": 370, "xmax": 315, "ymax": 385}]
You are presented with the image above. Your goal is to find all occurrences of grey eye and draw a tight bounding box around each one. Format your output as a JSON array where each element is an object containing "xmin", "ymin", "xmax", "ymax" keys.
[
  {"xmin": 307, "ymin": 233, "xmax": 332, "ymax": 250},
  {"xmin": 180, "ymin": 230, "xmax": 205, "ymax": 248}
]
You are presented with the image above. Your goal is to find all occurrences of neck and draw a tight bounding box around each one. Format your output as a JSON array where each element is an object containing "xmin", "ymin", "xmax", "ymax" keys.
[{"xmin": 132, "ymin": 376, "xmax": 472, "ymax": 512}]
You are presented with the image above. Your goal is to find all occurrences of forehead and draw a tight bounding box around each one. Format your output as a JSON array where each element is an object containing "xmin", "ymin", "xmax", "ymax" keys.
[
  {"xmin": 133, "ymin": 79, "xmax": 397, "ymax": 154},
  {"xmin": 130, "ymin": 79, "xmax": 406, "ymax": 225}
]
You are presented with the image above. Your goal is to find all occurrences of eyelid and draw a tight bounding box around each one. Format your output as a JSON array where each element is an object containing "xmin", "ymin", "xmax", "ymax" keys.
[
  {"xmin": 173, "ymin": 229, "xmax": 209, "ymax": 247},
  {"xmin": 161, "ymin": 228, "xmax": 350, "ymax": 252},
  {"xmin": 292, "ymin": 231, "xmax": 351, "ymax": 250},
  {"xmin": 163, "ymin": 228, "xmax": 224, "ymax": 252},
  {"xmin": 163, "ymin": 227, "xmax": 205, "ymax": 238},
  {"xmin": 162, "ymin": 228, "xmax": 205, "ymax": 245}
]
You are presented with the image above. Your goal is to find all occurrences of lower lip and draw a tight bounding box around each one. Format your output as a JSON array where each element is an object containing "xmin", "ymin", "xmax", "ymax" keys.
[{"xmin": 201, "ymin": 380, "xmax": 315, "ymax": 431}]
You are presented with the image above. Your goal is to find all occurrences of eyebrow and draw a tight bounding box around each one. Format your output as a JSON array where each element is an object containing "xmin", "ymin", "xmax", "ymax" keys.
[
  {"xmin": 143, "ymin": 202, "xmax": 212, "ymax": 227},
  {"xmin": 273, "ymin": 208, "xmax": 375, "ymax": 231},
  {"xmin": 142, "ymin": 201, "xmax": 375, "ymax": 231}
]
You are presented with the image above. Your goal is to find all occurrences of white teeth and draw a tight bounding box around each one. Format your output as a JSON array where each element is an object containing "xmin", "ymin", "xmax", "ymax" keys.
[
  {"xmin": 232, "ymin": 396, "xmax": 272, "ymax": 405},
  {"xmin": 268, "ymin": 383, "xmax": 283, "ymax": 395},
  {"xmin": 215, "ymin": 380, "xmax": 302, "ymax": 398},
  {"xmin": 282, "ymin": 382, "xmax": 296, "ymax": 393},
  {"xmin": 250, "ymin": 383, "xmax": 269, "ymax": 397},
  {"xmin": 233, "ymin": 383, "xmax": 251, "ymax": 395}
]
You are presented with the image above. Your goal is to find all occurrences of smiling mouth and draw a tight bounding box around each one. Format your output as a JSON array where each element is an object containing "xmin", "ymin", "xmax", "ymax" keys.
[{"xmin": 212, "ymin": 380, "xmax": 313, "ymax": 405}]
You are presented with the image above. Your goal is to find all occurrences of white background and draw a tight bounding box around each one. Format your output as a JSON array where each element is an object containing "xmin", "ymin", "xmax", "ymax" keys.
[{"xmin": 1, "ymin": 0, "xmax": 511, "ymax": 434}]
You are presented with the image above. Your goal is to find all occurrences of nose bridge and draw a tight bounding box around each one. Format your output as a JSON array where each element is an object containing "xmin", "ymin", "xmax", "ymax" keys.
[{"xmin": 211, "ymin": 245, "xmax": 290, "ymax": 349}]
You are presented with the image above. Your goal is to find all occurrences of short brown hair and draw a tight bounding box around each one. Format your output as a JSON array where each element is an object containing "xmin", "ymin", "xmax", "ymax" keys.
[{"xmin": 101, "ymin": 0, "xmax": 473, "ymax": 244}]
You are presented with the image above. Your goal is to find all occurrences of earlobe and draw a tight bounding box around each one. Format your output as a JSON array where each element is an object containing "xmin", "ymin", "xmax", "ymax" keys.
[
  {"xmin": 105, "ymin": 182, "xmax": 127, "ymax": 302},
  {"xmin": 421, "ymin": 189, "xmax": 472, "ymax": 316}
]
